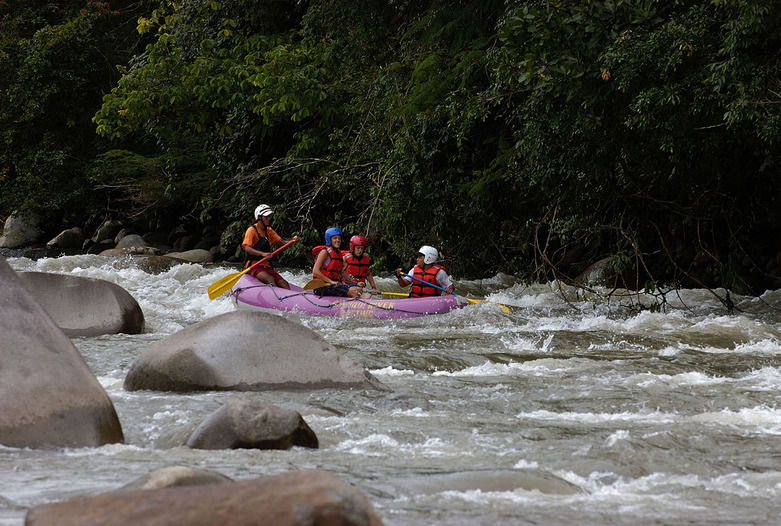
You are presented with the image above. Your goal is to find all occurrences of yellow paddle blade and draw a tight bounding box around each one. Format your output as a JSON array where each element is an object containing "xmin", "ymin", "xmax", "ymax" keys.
[
  {"xmin": 303, "ymin": 279, "xmax": 331, "ymax": 290},
  {"xmin": 207, "ymin": 267, "xmax": 251, "ymax": 300},
  {"xmin": 207, "ymin": 237, "xmax": 299, "ymax": 300}
]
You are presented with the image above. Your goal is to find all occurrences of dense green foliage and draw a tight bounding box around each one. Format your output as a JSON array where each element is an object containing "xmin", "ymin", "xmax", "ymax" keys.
[
  {"xmin": 0, "ymin": 1, "xmax": 145, "ymax": 222},
  {"xmin": 4, "ymin": 0, "xmax": 781, "ymax": 294}
]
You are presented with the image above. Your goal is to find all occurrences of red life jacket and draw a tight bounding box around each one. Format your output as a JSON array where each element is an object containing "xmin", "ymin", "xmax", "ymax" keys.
[
  {"xmin": 312, "ymin": 245, "xmax": 343, "ymax": 281},
  {"xmin": 409, "ymin": 264, "xmax": 446, "ymax": 298},
  {"xmin": 343, "ymin": 252, "xmax": 370, "ymax": 280}
]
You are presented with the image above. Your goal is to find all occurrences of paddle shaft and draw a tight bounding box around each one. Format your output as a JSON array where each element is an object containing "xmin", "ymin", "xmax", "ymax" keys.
[
  {"xmin": 401, "ymin": 271, "xmax": 510, "ymax": 312},
  {"xmin": 207, "ymin": 238, "xmax": 297, "ymax": 300}
]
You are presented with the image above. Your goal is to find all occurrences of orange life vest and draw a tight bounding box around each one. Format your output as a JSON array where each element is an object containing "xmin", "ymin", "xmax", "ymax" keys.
[
  {"xmin": 409, "ymin": 264, "xmax": 446, "ymax": 298},
  {"xmin": 343, "ymin": 252, "xmax": 370, "ymax": 280},
  {"xmin": 312, "ymin": 245, "xmax": 343, "ymax": 281},
  {"xmin": 244, "ymin": 225, "xmax": 272, "ymax": 269}
]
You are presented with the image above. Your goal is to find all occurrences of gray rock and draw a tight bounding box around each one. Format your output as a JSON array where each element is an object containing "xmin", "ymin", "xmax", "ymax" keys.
[
  {"xmin": 17, "ymin": 271, "xmax": 144, "ymax": 337},
  {"xmin": 115, "ymin": 233, "xmax": 148, "ymax": 249},
  {"xmin": 0, "ymin": 257, "xmax": 124, "ymax": 448},
  {"xmin": 25, "ymin": 470, "xmax": 385, "ymax": 526},
  {"xmin": 124, "ymin": 310, "xmax": 388, "ymax": 392},
  {"xmin": 119, "ymin": 466, "xmax": 233, "ymax": 491},
  {"xmin": 92, "ymin": 220, "xmax": 123, "ymax": 243},
  {"xmin": 0, "ymin": 211, "xmax": 42, "ymax": 248},
  {"xmin": 45, "ymin": 227, "xmax": 85, "ymax": 250},
  {"xmin": 165, "ymin": 249, "xmax": 213, "ymax": 263},
  {"xmin": 186, "ymin": 398, "xmax": 318, "ymax": 450}
]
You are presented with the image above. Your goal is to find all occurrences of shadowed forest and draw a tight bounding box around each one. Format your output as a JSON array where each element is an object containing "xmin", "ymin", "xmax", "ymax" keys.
[{"xmin": 2, "ymin": 0, "xmax": 780, "ymax": 297}]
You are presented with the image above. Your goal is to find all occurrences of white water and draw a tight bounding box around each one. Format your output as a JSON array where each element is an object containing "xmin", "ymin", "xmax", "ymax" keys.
[{"xmin": 3, "ymin": 254, "xmax": 781, "ymax": 525}]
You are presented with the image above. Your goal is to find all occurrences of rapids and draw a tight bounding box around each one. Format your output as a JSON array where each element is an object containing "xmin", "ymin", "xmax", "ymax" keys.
[{"xmin": 3, "ymin": 254, "xmax": 781, "ymax": 525}]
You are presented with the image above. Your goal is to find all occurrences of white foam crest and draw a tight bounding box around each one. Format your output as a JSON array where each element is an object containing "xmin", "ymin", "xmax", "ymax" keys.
[
  {"xmin": 335, "ymin": 433, "xmax": 401, "ymax": 456},
  {"xmin": 515, "ymin": 409, "xmax": 676, "ymax": 425},
  {"xmin": 433, "ymin": 358, "xmax": 579, "ymax": 378},
  {"xmin": 96, "ymin": 375, "xmax": 125, "ymax": 391},
  {"xmin": 738, "ymin": 366, "xmax": 781, "ymax": 390},
  {"xmin": 499, "ymin": 333, "xmax": 556, "ymax": 353},
  {"xmin": 604, "ymin": 429, "xmax": 630, "ymax": 446},
  {"xmin": 512, "ymin": 459, "xmax": 540, "ymax": 469},
  {"xmin": 371, "ymin": 366, "xmax": 415, "ymax": 376},
  {"xmin": 688, "ymin": 406, "xmax": 781, "ymax": 433},
  {"xmin": 630, "ymin": 370, "xmax": 727, "ymax": 389},
  {"xmin": 62, "ymin": 442, "xmax": 148, "ymax": 456},
  {"xmin": 560, "ymin": 468, "xmax": 781, "ymax": 501}
]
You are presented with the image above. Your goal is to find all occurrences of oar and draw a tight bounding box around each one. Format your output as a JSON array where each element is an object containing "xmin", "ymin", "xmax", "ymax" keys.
[
  {"xmin": 303, "ymin": 278, "xmax": 330, "ymax": 290},
  {"xmin": 207, "ymin": 237, "xmax": 298, "ymax": 300},
  {"xmin": 401, "ymin": 272, "xmax": 511, "ymax": 312}
]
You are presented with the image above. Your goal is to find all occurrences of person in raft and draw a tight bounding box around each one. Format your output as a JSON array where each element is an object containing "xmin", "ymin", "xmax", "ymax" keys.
[
  {"xmin": 312, "ymin": 227, "xmax": 370, "ymax": 298},
  {"xmin": 342, "ymin": 235, "xmax": 378, "ymax": 296},
  {"xmin": 241, "ymin": 204, "xmax": 297, "ymax": 289},
  {"xmin": 395, "ymin": 245, "xmax": 455, "ymax": 297}
]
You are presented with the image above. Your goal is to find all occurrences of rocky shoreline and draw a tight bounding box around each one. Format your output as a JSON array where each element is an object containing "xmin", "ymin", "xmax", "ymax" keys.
[{"xmin": 0, "ymin": 211, "xmax": 237, "ymax": 265}]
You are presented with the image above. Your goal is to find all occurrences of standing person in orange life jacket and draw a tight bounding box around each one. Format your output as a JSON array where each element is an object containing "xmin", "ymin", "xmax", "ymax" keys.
[
  {"xmin": 395, "ymin": 245, "xmax": 455, "ymax": 298},
  {"xmin": 241, "ymin": 204, "xmax": 297, "ymax": 289},
  {"xmin": 343, "ymin": 235, "xmax": 378, "ymax": 296},
  {"xmin": 312, "ymin": 227, "xmax": 369, "ymax": 298}
]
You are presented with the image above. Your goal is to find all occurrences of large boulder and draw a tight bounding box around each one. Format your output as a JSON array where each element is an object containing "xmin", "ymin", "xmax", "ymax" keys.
[
  {"xmin": 26, "ymin": 470, "xmax": 385, "ymax": 526},
  {"xmin": 115, "ymin": 233, "xmax": 148, "ymax": 249},
  {"xmin": 0, "ymin": 257, "xmax": 124, "ymax": 448},
  {"xmin": 165, "ymin": 248, "xmax": 213, "ymax": 263},
  {"xmin": 17, "ymin": 271, "xmax": 145, "ymax": 337},
  {"xmin": 45, "ymin": 227, "xmax": 85, "ymax": 250},
  {"xmin": 0, "ymin": 211, "xmax": 42, "ymax": 248},
  {"xmin": 186, "ymin": 398, "xmax": 318, "ymax": 450},
  {"xmin": 124, "ymin": 310, "xmax": 387, "ymax": 392}
]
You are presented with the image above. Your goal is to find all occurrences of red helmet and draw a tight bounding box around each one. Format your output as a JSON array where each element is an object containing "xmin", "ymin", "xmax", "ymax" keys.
[{"xmin": 350, "ymin": 235, "xmax": 367, "ymax": 251}]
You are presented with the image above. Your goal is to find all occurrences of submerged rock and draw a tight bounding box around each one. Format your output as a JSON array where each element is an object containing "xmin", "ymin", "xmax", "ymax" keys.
[
  {"xmin": 119, "ymin": 466, "xmax": 233, "ymax": 491},
  {"xmin": 17, "ymin": 271, "xmax": 144, "ymax": 337},
  {"xmin": 186, "ymin": 398, "xmax": 318, "ymax": 450},
  {"xmin": 124, "ymin": 310, "xmax": 388, "ymax": 392},
  {"xmin": 26, "ymin": 470, "xmax": 385, "ymax": 526},
  {"xmin": 0, "ymin": 257, "xmax": 124, "ymax": 448}
]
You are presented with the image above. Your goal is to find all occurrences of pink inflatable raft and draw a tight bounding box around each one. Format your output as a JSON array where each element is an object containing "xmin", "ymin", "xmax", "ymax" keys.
[{"xmin": 230, "ymin": 274, "xmax": 469, "ymax": 319}]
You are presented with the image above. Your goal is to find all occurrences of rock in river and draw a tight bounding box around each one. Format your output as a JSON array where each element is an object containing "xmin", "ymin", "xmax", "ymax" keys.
[
  {"xmin": 124, "ymin": 310, "xmax": 388, "ymax": 392},
  {"xmin": 17, "ymin": 271, "xmax": 144, "ymax": 337},
  {"xmin": 0, "ymin": 257, "xmax": 123, "ymax": 448},
  {"xmin": 26, "ymin": 470, "xmax": 385, "ymax": 526},
  {"xmin": 186, "ymin": 397, "xmax": 319, "ymax": 450}
]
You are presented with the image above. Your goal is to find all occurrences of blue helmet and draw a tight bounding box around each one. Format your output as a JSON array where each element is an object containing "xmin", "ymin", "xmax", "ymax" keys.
[{"xmin": 324, "ymin": 227, "xmax": 343, "ymax": 246}]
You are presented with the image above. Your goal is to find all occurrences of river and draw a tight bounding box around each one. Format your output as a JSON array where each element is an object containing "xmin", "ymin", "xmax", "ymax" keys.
[{"xmin": 3, "ymin": 254, "xmax": 781, "ymax": 525}]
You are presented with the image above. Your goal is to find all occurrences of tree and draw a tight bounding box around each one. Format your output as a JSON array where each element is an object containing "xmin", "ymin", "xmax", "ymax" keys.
[{"xmin": 0, "ymin": 1, "xmax": 143, "ymax": 223}]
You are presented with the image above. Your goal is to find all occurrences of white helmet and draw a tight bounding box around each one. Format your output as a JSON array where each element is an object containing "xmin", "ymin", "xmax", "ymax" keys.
[
  {"xmin": 254, "ymin": 204, "xmax": 273, "ymax": 219},
  {"xmin": 418, "ymin": 245, "xmax": 439, "ymax": 265}
]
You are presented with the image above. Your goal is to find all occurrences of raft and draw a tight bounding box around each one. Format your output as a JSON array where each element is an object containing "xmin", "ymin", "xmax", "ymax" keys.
[{"xmin": 230, "ymin": 274, "xmax": 469, "ymax": 319}]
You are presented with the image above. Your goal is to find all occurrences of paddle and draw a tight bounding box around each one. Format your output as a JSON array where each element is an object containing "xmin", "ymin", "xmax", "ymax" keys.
[
  {"xmin": 303, "ymin": 278, "xmax": 331, "ymax": 290},
  {"xmin": 400, "ymin": 271, "xmax": 511, "ymax": 312},
  {"xmin": 207, "ymin": 237, "xmax": 298, "ymax": 300},
  {"xmin": 302, "ymin": 278, "xmax": 366, "ymax": 291}
]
